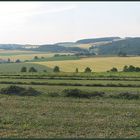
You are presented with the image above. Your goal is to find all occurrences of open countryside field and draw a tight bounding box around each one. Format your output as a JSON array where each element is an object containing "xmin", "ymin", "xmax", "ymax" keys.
[
  {"xmin": 32, "ymin": 56, "xmax": 140, "ymax": 72},
  {"xmin": 0, "ymin": 63, "xmax": 52, "ymax": 73},
  {"xmin": 0, "ymin": 72, "xmax": 140, "ymax": 138}
]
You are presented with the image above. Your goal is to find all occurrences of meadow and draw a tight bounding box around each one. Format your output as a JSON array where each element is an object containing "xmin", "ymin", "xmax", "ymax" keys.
[
  {"xmin": 0, "ymin": 72, "xmax": 140, "ymax": 138},
  {"xmin": 0, "ymin": 51, "xmax": 140, "ymax": 138}
]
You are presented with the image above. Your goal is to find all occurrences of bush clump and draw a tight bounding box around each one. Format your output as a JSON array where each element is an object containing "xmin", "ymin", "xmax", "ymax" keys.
[
  {"xmin": 123, "ymin": 65, "xmax": 140, "ymax": 72},
  {"xmin": 109, "ymin": 92, "xmax": 140, "ymax": 100},
  {"xmin": 0, "ymin": 85, "xmax": 41, "ymax": 96},
  {"xmin": 47, "ymin": 92, "xmax": 59, "ymax": 97},
  {"xmin": 63, "ymin": 89, "xmax": 105, "ymax": 98}
]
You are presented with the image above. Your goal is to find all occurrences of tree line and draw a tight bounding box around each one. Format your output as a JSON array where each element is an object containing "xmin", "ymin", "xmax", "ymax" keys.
[{"xmin": 20, "ymin": 65, "xmax": 140, "ymax": 73}]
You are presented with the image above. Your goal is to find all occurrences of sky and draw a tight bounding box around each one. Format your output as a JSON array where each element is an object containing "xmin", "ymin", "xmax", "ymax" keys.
[{"xmin": 0, "ymin": 2, "xmax": 140, "ymax": 44}]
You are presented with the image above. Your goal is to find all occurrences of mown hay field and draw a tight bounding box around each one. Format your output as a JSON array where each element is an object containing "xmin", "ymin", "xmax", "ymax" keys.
[
  {"xmin": 0, "ymin": 71, "xmax": 140, "ymax": 138},
  {"xmin": 32, "ymin": 56, "xmax": 140, "ymax": 72}
]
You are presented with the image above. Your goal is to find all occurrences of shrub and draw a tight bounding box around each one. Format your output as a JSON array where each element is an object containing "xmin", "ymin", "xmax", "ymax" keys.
[
  {"xmin": 75, "ymin": 68, "xmax": 78, "ymax": 73},
  {"xmin": 129, "ymin": 65, "xmax": 136, "ymax": 72},
  {"xmin": 119, "ymin": 92, "xmax": 140, "ymax": 99},
  {"xmin": 123, "ymin": 65, "xmax": 140, "ymax": 72},
  {"xmin": 48, "ymin": 92, "xmax": 59, "ymax": 97},
  {"xmin": 0, "ymin": 85, "xmax": 41, "ymax": 96},
  {"xmin": 63, "ymin": 89, "xmax": 105, "ymax": 98},
  {"xmin": 123, "ymin": 65, "xmax": 129, "ymax": 72},
  {"xmin": 53, "ymin": 66, "xmax": 60, "ymax": 72},
  {"xmin": 110, "ymin": 67, "xmax": 118, "ymax": 72},
  {"xmin": 110, "ymin": 92, "xmax": 140, "ymax": 100},
  {"xmin": 34, "ymin": 56, "xmax": 39, "ymax": 59},
  {"xmin": 21, "ymin": 67, "xmax": 27, "ymax": 72},
  {"xmin": 29, "ymin": 67, "xmax": 37, "ymax": 72},
  {"xmin": 15, "ymin": 59, "xmax": 21, "ymax": 63},
  {"xmin": 84, "ymin": 67, "xmax": 92, "ymax": 73}
]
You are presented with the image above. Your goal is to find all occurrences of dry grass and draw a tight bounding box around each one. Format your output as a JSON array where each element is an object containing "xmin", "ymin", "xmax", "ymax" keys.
[
  {"xmin": 32, "ymin": 56, "xmax": 140, "ymax": 72},
  {"xmin": 0, "ymin": 50, "xmax": 73, "ymax": 61}
]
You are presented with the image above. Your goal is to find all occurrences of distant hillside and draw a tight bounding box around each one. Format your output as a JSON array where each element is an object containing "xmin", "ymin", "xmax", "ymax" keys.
[
  {"xmin": 55, "ymin": 42, "xmax": 75, "ymax": 47},
  {"xmin": 76, "ymin": 37, "xmax": 121, "ymax": 44},
  {"xmin": 31, "ymin": 44, "xmax": 88, "ymax": 53},
  {"xmin": 0, "ymin": 44, "xmax": 23, "ymax": 50},
  {"xmin": 0, "ymin": 37, "xmax": 140, "ymax": 55},
  {"xmin": 90, "ymin": 38, "xmax": 140, "ymax": 55}
]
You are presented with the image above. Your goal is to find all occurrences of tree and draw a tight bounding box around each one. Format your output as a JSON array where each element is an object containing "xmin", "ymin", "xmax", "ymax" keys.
[
  {"xmin": 29, "ymin": 67, "xmax": 37, "ymax": 72},
  {"xmin": 41, "ymin": 56, "xmax": 45, "ymax": 59},
  {"xmin": 53, "ymin": 66, "xmax": 60, "ymax": 72},
  {"xmin": 43, "ymin": 70, "xmax": 47, "ymax": 72},
  {"xmin": 128, "ymin": 65, "xmax": 136, "ymax": 72},
  {"xmin": 54, "ymin": 54, "xmax": 60, "ymax": 57},
  {"xmin": 15, "ymin": 59, "xmax": 21, "ymax": 63},
  {"xmin": 135, "ymin": 67, "xmax": 140, "ymax": 72},
  {"xmin": 21, "ymin": 67, "xmax": 27, "ymax": 72},
  {"xmin": 34, "ymin": 56, "xmax": 39, "ymax": 59},
  {"xmin": 84, "ymin": 67, "xmax": 92, "ymax": 73},
  {"xmin": 110, "ymin": 67, "xmax": 118, "ymax": 72},
  {"xmin": 7, "ymin": 58, "xmax": 11, "ymax": 63},
  {"xmin": 123, "ymin": 65, "xmax": 128, "ymax": 72},
  {"xmin": 75, "ymin": 68, "xmax": 78, "ymax": 73}
]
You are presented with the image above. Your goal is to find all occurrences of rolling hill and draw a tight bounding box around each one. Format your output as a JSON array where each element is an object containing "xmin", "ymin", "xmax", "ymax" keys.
[
  {"xmin": 90, "ymin": 37, "xmax": 140, "ymax": 55},
  {"xmin": 0, "ymin": 37, "xmax": 140, "ymax": 55},
  {"xmin": 76, "ymin": 37, "xmax": 121, "ymax": 44}
]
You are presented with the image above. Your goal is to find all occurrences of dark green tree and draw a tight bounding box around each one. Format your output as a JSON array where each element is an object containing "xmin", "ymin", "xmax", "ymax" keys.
[
  {"xmin": 75, "ymin": 68, "xmax": 78, "ymax": 73},
  {"xmin": 53, "ymin": 66, "xmax": 60, "ymax": 72},
  {"xmin": 29, "ymin": 67, "xmax": 37, "ymax": 72},
  {"xmin": 7, "ymin": 58, "xmax": 11, "ymax": 63},
  {"xmin": 15, "ymin": 59, "xmax": 21, "ymax": 63},
  {"xmin": 128, "ymin": 65, "xmax": 136, "ymax": 72},
  {"xmin": 110, "ymin": 67, "xmax": 118, "ymax": 72},
  {"xmin": 34, "ymin": 56, "xmax": 39, "ymax": 59},
  {"xmin": 84, "ymin": 67, "xmax": 92, "ymax": 73},
  {"xmin": 123, "ymin": 65, "xmax": 129, "ymax": 72},
  {"xmin": 135, "ymin": 67, "xmax": 140, "ymax": 72},
  {"xmin": 21, "ymin": 67, "xmax": 27, "ymax": 72}
]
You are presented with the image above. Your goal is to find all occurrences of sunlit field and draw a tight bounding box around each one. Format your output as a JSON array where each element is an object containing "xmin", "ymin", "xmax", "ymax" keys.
[
  {"xmin": 0, "ymin": 50, "xmax": 73, "ymax": 61},
  {"xmin": 32, "ymin": 56, "xmax": 140, "ymax": 72}
]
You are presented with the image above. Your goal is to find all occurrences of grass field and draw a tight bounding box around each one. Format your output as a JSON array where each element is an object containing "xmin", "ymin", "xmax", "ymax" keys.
[
  {"xmin": 0, "ymin": 96, "xmax": 140, "ymax": 138},
  {"xmin": 32, "ymin": 56, "xmax": 140, "ymax": 72},
  {"xmin": 0, "ymin": 74, "xmax": 140, "ymax": 138},
  {"xmin": 0, "ymin": 63, "xmax": 52, "ymax": 73},
  {"xmin": 0, "ymin": 72, "xmax": 140, "ymax": 138}
]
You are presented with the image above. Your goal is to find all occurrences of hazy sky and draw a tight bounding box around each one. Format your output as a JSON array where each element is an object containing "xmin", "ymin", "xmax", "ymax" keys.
[{"xmin": 0, "ymin": 2, "xmax": 140, "ymax": 44}]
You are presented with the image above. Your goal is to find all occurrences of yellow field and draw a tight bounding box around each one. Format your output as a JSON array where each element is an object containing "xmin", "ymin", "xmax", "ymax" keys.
[
  {"xmin": 0, "ymin": 53, "xmax": 54, "ymax": 61},
  {"xmin": 31, "ymin": 56, "xmax": 140, "ymax": 72},
  {"xmin": 0, "ymin": 50, "xmax": 73, "ymax": 61},
  {"xmin": 77, "ymin": 43, "xmax": 93, "ymax": 49}
]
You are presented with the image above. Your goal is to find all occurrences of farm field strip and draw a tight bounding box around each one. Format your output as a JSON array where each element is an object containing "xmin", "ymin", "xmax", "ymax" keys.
[
  {"xmin": 0, "ymin": 78, "xmax": 139, "ymax": 87},
  {"xmin": 32, "ymin": 56, "xmax": 140, "ymax": 72},
  {"xmin": 0, "ymin": 84, "xmax": 139, "ymax": 93},
  {"xmin": 0, "ymin": 51, "xmax": 73, "ymax": 61},
  {"xmin": 0, "ymin": 71, "xmax": 140, "ymax": 78}
]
